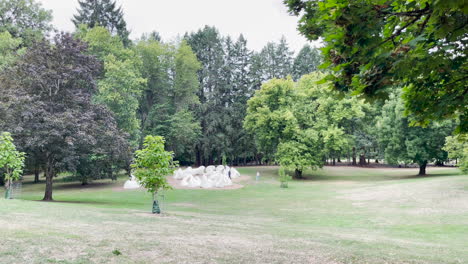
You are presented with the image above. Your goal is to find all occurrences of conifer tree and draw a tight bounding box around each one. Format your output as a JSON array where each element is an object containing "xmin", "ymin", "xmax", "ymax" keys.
[
  {"xmin": 292, "ymin": 44, "xmax": 322, "ymax": 80},
  {"xmin": 73, "ymin": 0, "xmax": 130, "ymax": 46}
]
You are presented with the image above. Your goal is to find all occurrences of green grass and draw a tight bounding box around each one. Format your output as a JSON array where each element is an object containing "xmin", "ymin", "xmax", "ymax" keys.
[{"xmin": 1, "ymin": 166, "xmax": 467, "ymax": 264}]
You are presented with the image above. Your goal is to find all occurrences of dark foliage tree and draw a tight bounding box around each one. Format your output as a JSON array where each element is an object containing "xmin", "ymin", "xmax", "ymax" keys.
[
  {"xmin": 73, "ymin": 0, "xmax": 130, "ymax": 46},
  {"xmin": 0, "ymin": 0, "xmax": 52, "ymax": 47},
  {"xmin": 0, "ymin": 33, "xmax": 128, "ymax": 200},
  {"xmin": 285, "ymin": 0, "xmax": 467, "ymax": 132}
]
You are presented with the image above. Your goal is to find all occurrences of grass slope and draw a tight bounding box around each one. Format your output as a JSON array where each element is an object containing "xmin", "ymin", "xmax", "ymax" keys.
[{"xmin": 1, "ymin": 166, "xmax": 467, "ymax": 264}]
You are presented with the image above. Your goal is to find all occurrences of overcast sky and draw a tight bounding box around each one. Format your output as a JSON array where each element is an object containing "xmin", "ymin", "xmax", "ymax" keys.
[{"xmin": 37, "ymin": 0, "xmax": 317, "ymax": 53}]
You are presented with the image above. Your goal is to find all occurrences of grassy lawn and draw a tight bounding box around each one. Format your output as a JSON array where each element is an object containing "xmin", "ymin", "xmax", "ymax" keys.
[{"xmin": 1, "ymin": 166, "xmax": 467, "ymax": 264}]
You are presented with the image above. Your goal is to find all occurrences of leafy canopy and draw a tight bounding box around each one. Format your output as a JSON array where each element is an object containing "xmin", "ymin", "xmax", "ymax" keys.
[
  {"xmin": 376, "ymin": 92, "xmax": 454, "ymax": 173},
  {"xmin": 0, "ymin": 0, "xmax": 52, "ymax": 46},
  {"xmin": 131, "ymin": 136, "xmax": 178, "ymax": 194},
  {"xmin": 285, "ymin": 0, "xmax": 467, "ymax": 132},
  {"xmin": 443, "ymin": 134, "xmax": 468, "ymax": 173},
  {"xmin": 245, "ymin": 72, "xmax": 364, "ymax": 174},
  {"xmin": 0, "ymin": 132, "xmax": 25, "ymax": 182}
]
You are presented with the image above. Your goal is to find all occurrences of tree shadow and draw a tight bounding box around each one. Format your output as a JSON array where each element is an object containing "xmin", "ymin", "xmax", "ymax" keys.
[
  {"xmin": 34, "ymin": 199, "xmax": 115, "ymax": 205},
  {"xmin": 49, "ymin": 181, "xmax": 118, "ymax": 190},
  {"xmin": 301, "ymin": 171, "xmax": 462, "ymax": 182}
]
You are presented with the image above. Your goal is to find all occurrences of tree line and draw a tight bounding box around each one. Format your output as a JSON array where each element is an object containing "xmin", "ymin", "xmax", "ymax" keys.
[
  {"xmin": 0, "ymin": 0, "xmax": 320, "ymax": 199},
  {"xmin": 0, "ymin": 0, "xmax": 466, "ymax": 200}
]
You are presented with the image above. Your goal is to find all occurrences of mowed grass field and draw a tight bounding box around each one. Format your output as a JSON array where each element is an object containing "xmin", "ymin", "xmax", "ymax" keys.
[{"xmin": 1, "ymin": 166, "xmax": 467, "ymax": 264}]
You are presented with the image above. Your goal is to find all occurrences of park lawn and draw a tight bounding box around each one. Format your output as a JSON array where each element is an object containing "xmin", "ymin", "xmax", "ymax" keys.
[{"xmin": 0, "ymin": 166, "xmax": 467, "ymax": 264}]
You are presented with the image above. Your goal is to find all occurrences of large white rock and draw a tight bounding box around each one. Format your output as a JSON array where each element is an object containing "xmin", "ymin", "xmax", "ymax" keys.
[
  {"xmin": 123, "ymin": 175, "xmax": 141, "ymax": 189},
  {"xmin": 173, "ymin": 165, "xmax": 239, "ymax": 189},
  {"xmin": 200, "ymin": 174, "xmax": 214, "ymax": 188},
  {"xmin": 173, "ymin": 168, "xmax": 184, "ymax": 180},
  {"xmin": 230, "ymin": 168, "xmax": 241, "ymax": 179},
  {"xmin": 188, "ymin": 176, "xmax": 201, "ymax": 188}
]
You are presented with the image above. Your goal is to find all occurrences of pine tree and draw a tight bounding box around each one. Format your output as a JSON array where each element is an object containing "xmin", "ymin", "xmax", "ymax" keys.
[
  {"xmin": 73, "ymin": 0, "xmax": 130, "ymax": 46},
  {"xmin": 257, "ymin": 37, "xmax": 294, "ymax": 81},
  {"xmin": 185, "ymin": 26, "xmax": 227, "ymax": 165},
  {"xmin": 292, "ymin": 44, "xmax": 322, "ymax": 80}
]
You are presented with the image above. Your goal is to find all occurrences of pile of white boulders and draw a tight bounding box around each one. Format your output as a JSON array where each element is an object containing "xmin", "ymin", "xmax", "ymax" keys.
[
  {"xmin": 123, "ymin": 174, "xmax": 141, "ymax": 189},
  {"xmin": 173, "ymin": 165, "xmax": 241, "ymax": 188}
]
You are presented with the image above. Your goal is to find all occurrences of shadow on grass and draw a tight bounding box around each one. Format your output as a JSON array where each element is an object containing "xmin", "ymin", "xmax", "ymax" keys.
[
  {"xmin": 51, "ymin": 181, "xmax": 119, "ymax": 190},
  {"xmin": 300, "ymin": 171, "xmax": 462, "ymax": 182},
  {"xmin": 34, "ymin": 199, "xmax": 116, "ymax": 205}
]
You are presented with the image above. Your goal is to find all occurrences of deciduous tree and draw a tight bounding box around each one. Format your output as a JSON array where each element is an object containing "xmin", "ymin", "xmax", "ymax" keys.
[
  {"xmin": 285, "ymin": 0, "xmax": 467, "ymax": 132},
  {"xmin": 0, "ymin": 0, "xmax": 52, "ymax": 46},
  {"xmin": 1, "ymin": 33, "xmax": 127, "ymax": 200},
  {"xmin": 132, "ymin": 135, "xmax": 177, "ymax": 214},
  {"xmin": 377, "ymin": 93, "xmax": 454, "ymax": 175}
]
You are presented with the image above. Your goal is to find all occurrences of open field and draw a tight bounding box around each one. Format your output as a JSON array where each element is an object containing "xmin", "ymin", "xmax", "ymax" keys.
[{"xmin": 1, "ymin": 166, "xmax": 467, "ymax": 264}]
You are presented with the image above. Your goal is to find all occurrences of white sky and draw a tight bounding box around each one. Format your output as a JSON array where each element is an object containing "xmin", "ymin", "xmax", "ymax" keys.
[{"xmin": 37, "ymin": 0, "xmax": 318, "ymax": 53}]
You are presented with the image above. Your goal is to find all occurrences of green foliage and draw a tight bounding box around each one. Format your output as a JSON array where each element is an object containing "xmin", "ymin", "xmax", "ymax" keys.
[
  {"xmin": 73, "ymin": 0, "xmax": 130, "ymax": 46},
  {"xmin": 244, "ymin": 78, "xmax": 296, "ymax": 157},
  {"xmin": 131, "ymin": 136, "xmax": 177, "ymax": 194},
  {"xmin": 77, "ymin": 26, "xmax": 146, "ymax": 146},
  {"xmin": 135, "ymin": 39, "xmax": 201, "ymax": 163},
  {"xmin": 0, "ymin": 132, "xmax": 25, "ymax": 182},
  {"xmin": 278, "ymin": 167, "xmax": 291, "ymax": 188},
  {"xmin": 377, "ymin": 92, "xmax": 454, "ymax": 174},
  {"xmin": 444, "ymin": 134, "xmax": 468, "ymax": 173},
  {"xmin": 0, "ymin": 0, "xmax": 52, "ymax": 47},
  {"xmin": 245, "ymin": 72, "xmax": 364, "ymax": 174},
  {"xmin": 255, "ymin": 36, "xmax": 294, "ymax": 81},
  {"xmin": 0, "ymin": 31, "xmax": 25, "ymax": 70},
  {"xmin": 0, "ymin": 33, "xmax": 128, "ymax": 200},
  {"xmin": 285, "ymin": 0, "xmax": 468, "ymax": 132},
  {"xmin": 292, "ymin": 44, "xmax": 322, "ymax": 80}
]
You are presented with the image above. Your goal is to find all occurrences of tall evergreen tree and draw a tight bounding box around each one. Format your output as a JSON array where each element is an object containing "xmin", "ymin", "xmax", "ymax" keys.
[
  {"xmin": 255, "ymin": 36, "xmax": 294, "ymax": 81},
  {"xmin": 135, "ymin": 39, "xmax": 201, "ymax": 164},
  {"xmin": 185, "ymin": 26, "xmax": 228, "ymax": 165},
  {"xmin": 292, "ymin": 44, "xmax": 322, "ymax": 80},
  {"xmin": 73, "ymin": 0, "xmax": 130, "ymax": 46},
  {"xmin": 223, "ymin": 34, "xmax": 257, "ymax": 165}
]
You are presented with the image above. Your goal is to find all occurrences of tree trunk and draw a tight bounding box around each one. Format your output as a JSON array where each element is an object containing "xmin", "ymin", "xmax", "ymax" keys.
[
  {"xmin": 34, "ymin": 167, "xmax": 40, "ymax": 183},
  {"xmin": 337, "ymin": 157, "xmax": 341, "ymax": 163},
  {"xmin": 352, "ymin": 147, "xmax": 357, "ymax": 165},
  {"xmin": 195, "ymin": 147, "xmax": 201, "ymax": 167},
  {"xmin": 332, "ymin": 158, "xmax": 336, "ymax": 166},
  {"xmin": 43, "ymin": 158, "xmax": 54, "ymax": 201},
  {"xmin": 359, "ymin": 154, "xmax": 367, "ymax": 166},
  {"xmin": 294, "ymin": 169, "xmax": 303, "ymax": 179},
  {"xmin": 418, "ymin": 162, "xmax": 427, "ymax": 176}
]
